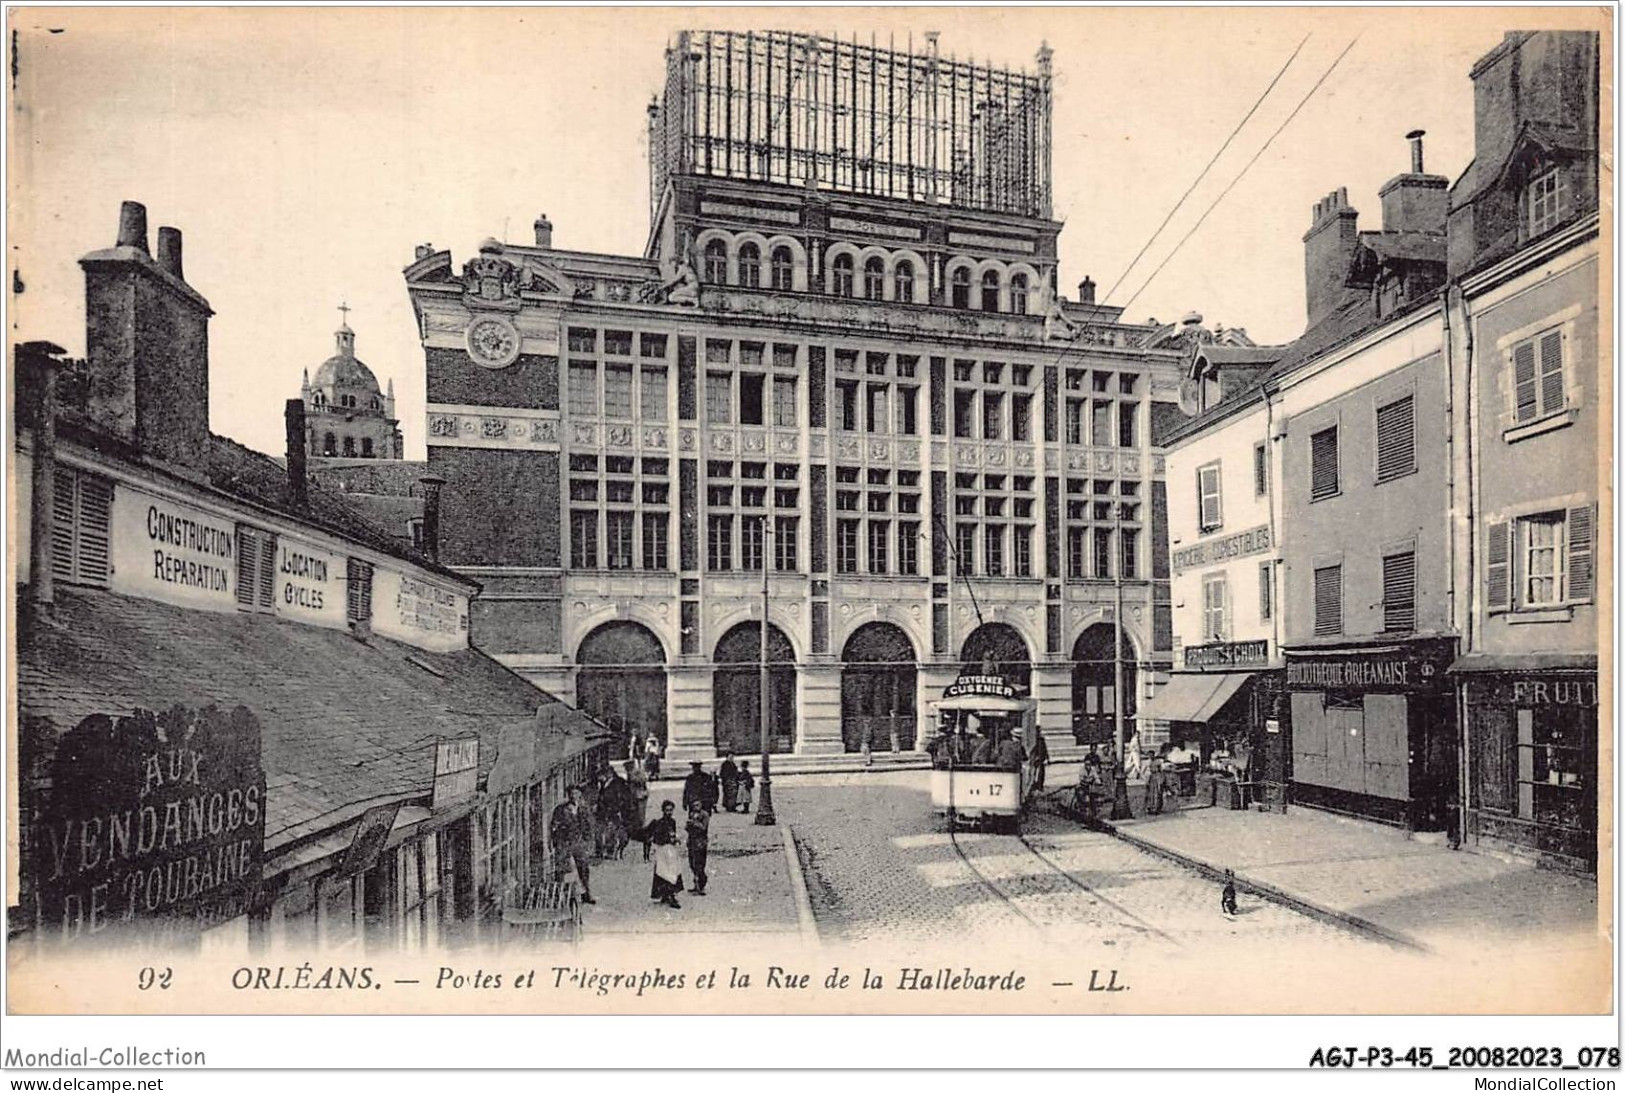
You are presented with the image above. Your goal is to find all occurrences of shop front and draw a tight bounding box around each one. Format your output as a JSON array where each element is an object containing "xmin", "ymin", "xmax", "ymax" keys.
[
  {"xmin": 1283, "ymin": 636, "xmax": 1457, "ymax": 831},
  {"xmin": 1452, "ymin": 655, "xmax": 1598, "ymax": 874}
]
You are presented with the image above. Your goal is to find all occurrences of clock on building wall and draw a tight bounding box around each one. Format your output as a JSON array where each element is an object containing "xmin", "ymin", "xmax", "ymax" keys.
[{"xmin": 465, "ymin": 315, "xmax": 521, "ymax": 368}]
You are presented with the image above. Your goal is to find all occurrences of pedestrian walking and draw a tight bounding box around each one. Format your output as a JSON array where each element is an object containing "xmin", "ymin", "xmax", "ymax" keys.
[
  {"xmin": 1143, "ymin": 756, "xmax": 1168, "ymax": 816},
  {"xmin": 737, "ymin": 761, "xmax": 755, "ymax": 814},
  {"xmin": 719, "ymin": 752, "xmax": 740, "ymax": 813},
  {"xmin": 1029, "ymin": 730, "xmax": 1049, "ymax": 790},
  {"xmin": 642, "ymin": 801, "xmax": 683, "ymax": 909},
  {"xmin": 626, "ymin": 759, "xmax": 650, "ymax": 858},
  {"xmin": 549, "ymin": 785, "xmax": 597, "ymax": 904},
  {"xmin": 1220, "ymin": 869, "xmax": 1238, "ymax": 916},
  {"xmin": 682, "ymin": 761, "xmax": 710, "ymax": 813},
  {"xmin": 644, "ymin": 736, "xmax": 662, "ymax": 780},
  {"xmin": 595, "ymin": 764, "xmax": 632, "ymax": 859},
  {"xmin": 1076, "ymin": 753, "xmax": 1105, "ymax": 822},
  {"xmin": 686, "ymin": 803, "xmax": 710, "ymax": 896}
]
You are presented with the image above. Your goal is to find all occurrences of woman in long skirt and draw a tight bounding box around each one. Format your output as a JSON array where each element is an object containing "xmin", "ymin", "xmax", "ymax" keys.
[{"xmin": 644, "ymin": 800, "xmax": 683, "ymax": 908}]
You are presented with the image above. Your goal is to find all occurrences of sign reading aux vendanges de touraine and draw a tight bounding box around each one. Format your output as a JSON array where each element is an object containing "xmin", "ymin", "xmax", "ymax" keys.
[{"xmin": 32, "ymin": 705, "xmax": 265, "ymax": 945}]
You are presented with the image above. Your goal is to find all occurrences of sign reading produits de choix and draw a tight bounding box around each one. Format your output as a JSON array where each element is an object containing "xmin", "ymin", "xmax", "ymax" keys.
[
  {"xmin": 31, "ymin": 704, "xmax": 265, "ymax": 945},
  {"xmin": 1171, "ymin": 524, "xmax": 1272, "ymax": 574},
  {"xmin": 1184, "ymin": 640, "xmax": 1270, "ymax": 671},
  {"xmin": 112, "ymin": 489, "xmax": 237, "ymax": 609}
]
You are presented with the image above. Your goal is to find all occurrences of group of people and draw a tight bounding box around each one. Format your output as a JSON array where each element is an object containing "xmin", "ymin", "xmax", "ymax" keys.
[
  {"xmin": 927, "ymin": 720, "xmax": 1047, "ymax": 783},
  {"xmin": 546, "ymin": 752, "xmax": 758, "ymax": 913}
]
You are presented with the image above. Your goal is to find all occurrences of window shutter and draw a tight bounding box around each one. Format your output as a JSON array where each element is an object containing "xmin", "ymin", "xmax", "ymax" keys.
[
  {"xmin": 347, "ymin": 558, "xmax": 374, "ymax": 624},
  {"xmin": 75, "ymin": 475, "xmax": 112, "ymax": 584},
  {"xmin": 1566, "ymin": 504, "xmax": 1594, "ymax": 603},
  {"xmin": 1375, "ymin": 397, "xmax": 1415, "ymax": 482},
  {"xmin": 1313, "ymin": 565, "xmax": 1342, "ymax": 636},
  {"xmin": 1512, "ymin": 340, "xmax": 1538, "ymax": 422},
  {"xmin": 258, "ymin": 532, "xmax": 277, "ymax": 608},
  {"xmin": 50, "ymin": 466, "xmax": 78, "ymax": 584},
  {"xmin": 1258, "ymin": 561, "xmax": 1272, "ymax": 621},
  {"xmin": 235, "ymin": 528, "xmax": 259, "ymax": 606},
  {"xmin": 1310, "ymin": 428, "xmax": 1339, "ymax": 500},
  {"xmin": 1382, "ymin": 551, "xmax": 1417, "ymax": 632},
  {"xmin": 1538, "ymin": 330, "xmax": 1565, "ymax": 416},
  {"xmin": 1253, "ymin": 444, "xmax": 1268, "ymax": 496},
  {"xmin": 1484, "ymin": 520, "xmax": 1512, "ymax": 613}
]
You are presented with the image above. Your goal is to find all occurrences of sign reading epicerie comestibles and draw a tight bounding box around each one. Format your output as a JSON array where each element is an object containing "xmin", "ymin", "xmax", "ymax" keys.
[
  {"xmin": 112, "ymin": 488, "xmax": 237, "ymax": 609},
  {"xmin": 274, "ymin": 536, "xmax": 345, "ymax": 627},
  {"xmin": 371, "ymin": 568, "xmax": 469, "ymax": 652}
]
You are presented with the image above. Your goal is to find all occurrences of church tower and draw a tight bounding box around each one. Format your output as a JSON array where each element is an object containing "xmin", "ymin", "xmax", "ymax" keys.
[{"xmin": 303, "ymin": 305, "xmax": 404, "ymax": 461}]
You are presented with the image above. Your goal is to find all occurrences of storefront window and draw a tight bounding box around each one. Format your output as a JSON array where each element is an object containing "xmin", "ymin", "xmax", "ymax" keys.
[
  {"xmin": 398, "ymin": 837, "xmax": 444, "ymax": 950},
  {"xmin": 1517, "ymin": 706, "xmax": 1588, "ymax": 830},
  {"xmin": 481, "ymin": 787, "xmax": 531, "ymax": 913}
]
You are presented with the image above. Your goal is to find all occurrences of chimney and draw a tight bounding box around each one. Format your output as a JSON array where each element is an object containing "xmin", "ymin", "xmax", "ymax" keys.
[
  {"xmin": 1302, "ymin": 187, "xmax": 1359, "ymax": 327},
  {"xmin": 1378, "ymin": 130, "xmax": 1449, "ymax": 235},
  {"xmin": 420, "ymin": 475, "xmax": 445, "ymax": 564},
  {"xmin": 534, "ymin": 215, "xmax": 553, "ymax": 248},
  {"xmin": 284, "ymin": 398, "xmax": 308, "ymax": 510},
  {"xmin": 18, "ymin": 342, "xmax": 66, "ymax": 619},
  {"xmin": 1077, "ymin": 276, "xmax": 1096, "ymax": 305},
  {"xmin": 80, "ymin": 201, "xmax": 214, "ymax": 472}
]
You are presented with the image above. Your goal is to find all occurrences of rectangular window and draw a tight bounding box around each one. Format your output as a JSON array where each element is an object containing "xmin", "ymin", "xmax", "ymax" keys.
[
  {"xmin": 1310, "ymin": 426, "xmax": 1340, "ymax": 500},
  {"xmin": 568, "ymin": 362, "xmax": 598, "ymax": 417},
  {"xmin": 984, "ymin": 525, "xmax": 1004, "ymax": 576},
  {"xmin": 1258, "ymin": 561, "xmax": 1273, "ymax": 620},
  {"xmin": 48, "ymin": 467, "xmax": 112, "ymax": 587},
  {"xmin": 707, "ymin": 514, "xmax": 734, "ymax": 571},
  {"xmin": 1313, "ymin": 563, "xmax": 1342, "ymax": 636},
  {"xmin": 1120, "ymin": 527, "xmax": 1139, "ymax": 579},
  {"xmin": 868, "ymin": 520, "xmax": 890, "ymax": 574},
  {"xmin": 568, "ymin": 327, "xmax": 597, "ymax": 354},
  {"xmin": 898, "ymin": 522, "xmax": 919, "ymax": 575},
  {"xmin": 774, "ymin": 516, "xmax": 798, "ymax": 572},
  {"xmin": 953, "ymin": 390, "xmax": 976, "ymax": 438},
  {"xmin": 772, "ymin": 344, "xmax": 798, "ymax": 370},
  {"xmin": 838, "ymin": 381, "xmax": 860, "ymax": 431},
  {"xmin": 836, "ymin": 519, "xmax": 860, "ymax": 574},
  {"xmin": 1065, "ymin": 400, "xmax": 1084, "ymax": 445},
  {"xmin": 346, "ymin": 558, "xmax": 373, "ymax": 625},
  {"xmin": 739, "ymin": 373, "xmax": 765, "ymax": 425},
  {"xmin": 603, "ymin": 365, "xmax": 633, "ymax": 420},
  {"xmin": 1011, "ymin": 393, "xmax": 1032, "ymax": 442},
  {"xmin": 867, "ymin": 384, "xmax": 890, "ymax": 434},
  {"xmin": 642, "ymin": 513, "xmax": 669, "ymax": 570},
  {"xmin": 641, "ymin": 367, "xmax": 668, "ymax": 420},
  {"xmin": 640, "ymin": 332, "xmax": 668, "ymax": 359},
  {"xmin": 235, "ymin": 525, "xmax": 277, "ymax": 610},
  {"xmin": 1091, "ymin": 401, "xmax": 1112, "ymax": 447},
  {"xmin": 772, "ymin": 376, "xmax": 797, "ymax": 427},
  {"xmin": 1067, "ymin": 527, "xmax": 1086, "ymax": 579},
  {"xmin": 1382, "ymin": 550, "xmax": 1416, "ymax": 632},
  {"xmin": 570, "ymin": 511, "xmax": 598, "ymax": 568},
  {"xmin": 898, "ymin": 386, "xmax": 919, "ymax": 435},
  {"xmin": 1511, "ymin": 328, "xmax": 1566, "ymax": 424},
  {"xmin": 982, "ymin": 392, "xmax": 1003, "ymax": 440},
  {"xmin": 955, "ymin": 523, "xmax": 976, "ymax": 575},
  {"xmin": 1253, "ymin": 442, "xmax": 1268, "ymax": 497},
  {"xmin": 1527, "ymin": 168, "xmax": 1566, "ymax": 237},
  {"xmin": 1375, "ymin": 395, "xmax": 1415, "ymax": 482},
  {"xmin": 1117, "ymin": 402, "xmax": 1137, "ymax": 448},
  {"xmin": 1013, "ymin": 525, "xmax": 1033, "ymax": 577},
  {"xmin": 1202, "ymin": 573, "xmax": 1227, "ymax": 642},
  {"xmin": 1092, "ymin": 527, "xmax": 1112, "ymax": 578},
  {"xmin": 605, "ymin": 511, "xmax": 635, "ymax": 570},
  {"xmin": 1197, "ymin": 462, "xmax": 1222, "ymax": 532},
  {"xmin": 1521, "ymin": 514, "xmax": 1564, "ymax": 606},
  {"xmin": 706, "ymin": 339, "xmax": 731, "ymax": 365},
  {"xmin": 706, "ymin": 373, "xmax": 733, "ymax": 424},
  {"xmin": 740, "ymin": 514, "xmax": 765, "ymax": 571},
  {"xmin": 603, "ymin": 330, "xmax": 633, "ymax": 357}
]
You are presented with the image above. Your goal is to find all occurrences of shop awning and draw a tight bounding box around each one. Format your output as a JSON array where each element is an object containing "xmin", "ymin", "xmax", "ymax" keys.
[{"xmin": 1136, "ymin": 672, "xmax": 1253, "ymax": 723}]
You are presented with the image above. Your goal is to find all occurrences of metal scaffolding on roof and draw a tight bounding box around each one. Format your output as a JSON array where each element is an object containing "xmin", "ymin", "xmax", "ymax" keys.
[{"xmin": 649, "ymin": 30, "xmax": 1054, "ymax": 221}]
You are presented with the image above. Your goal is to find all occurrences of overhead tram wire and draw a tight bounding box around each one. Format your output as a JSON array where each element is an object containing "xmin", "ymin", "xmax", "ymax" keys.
[
  {"xmin": 1118, "ymin": 34, "xmax": 1363, "ymax": 314},
  {"xmin": 1101, "ymin": 32, "xmax": 1311, "ymax": 305}
]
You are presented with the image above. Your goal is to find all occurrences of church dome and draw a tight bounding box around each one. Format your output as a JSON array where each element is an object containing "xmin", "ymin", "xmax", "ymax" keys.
[{"xmin": 312, "ymin": 323, "xmax": 381, "ymax": 395}]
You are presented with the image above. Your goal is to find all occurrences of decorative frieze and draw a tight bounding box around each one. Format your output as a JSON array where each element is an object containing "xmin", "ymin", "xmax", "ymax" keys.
[{"xmin": 425, "ymin": 404, "xmax": 561, "ymax": 451}]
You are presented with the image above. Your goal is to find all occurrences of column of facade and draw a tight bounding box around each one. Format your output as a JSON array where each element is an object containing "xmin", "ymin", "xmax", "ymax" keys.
[
  {"xmin": 664, "ymin": 662, "xmax": 716, "ymax": 763},
  {"xmin": 797, "ymin": 654, "xmax": 844, "ymax": 755}
]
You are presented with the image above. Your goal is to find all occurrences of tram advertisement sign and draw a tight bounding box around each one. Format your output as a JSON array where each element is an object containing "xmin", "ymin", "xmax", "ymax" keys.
[
  {"xmin": 944, "ymin": 674, "xmax": 1017, "ymax": 700},
  {"xmin": 30, "ymin": 704, "xmax": 265, "ymax": 945}
]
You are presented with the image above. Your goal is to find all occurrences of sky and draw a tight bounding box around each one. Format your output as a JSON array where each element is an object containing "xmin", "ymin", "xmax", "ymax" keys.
[{"xmin": 6, "ymin": 6, "xmax": 1603, "ymax": 460}]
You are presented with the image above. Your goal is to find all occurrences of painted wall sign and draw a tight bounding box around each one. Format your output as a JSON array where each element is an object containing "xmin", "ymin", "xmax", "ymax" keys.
[
  {"xmin": 31, "ymin": 705, "xmax": 265, "ymax": 945},
  {"xmin": 111, "ymin": 489, "xmax": 237, "ymax": 609},
  {"xmin": 944, "ymin": 674, "xmax": 1016, "ymax": 700},
  {"xmin": 274, "ymin": 537, "xmax": 345, "ymax": 627},
  {"xmin": 1184, "ymin": 640, "xmax": 1270, "ymax": 671},
  {"xmin": 947, "ymin": 230, "xmax": 1036, "ymax": 254},
  {"xmin": 1285, "ymin": 641, "xmax": 1455, "ymax": 694},
  {"xmin": 432, "ymin": 736, "xmax": 480, "ymax": 811},
  {"xmin": 830, "ymin": 216, "xmax": 922, "ymax": 241},
  {"xmin": 699, "ymin": 201, "xmax": 801, "ymax": 225},
  {"xmin": 1467, "ymin": 674, "xmax": 1600, "ymax": 708},
  {"xmin": 371, "ymin": 569, "xmax": 469, "ymax": 652},
  {"xmin": 1171, "ymin": 524, "xmax": 1272, "ymax": 574}
]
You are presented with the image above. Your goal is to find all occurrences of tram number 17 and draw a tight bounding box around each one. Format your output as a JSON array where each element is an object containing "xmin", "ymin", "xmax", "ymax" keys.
[{"xmin": 988, "ymin": 784, "xmax": 1003, "ymax": 796}]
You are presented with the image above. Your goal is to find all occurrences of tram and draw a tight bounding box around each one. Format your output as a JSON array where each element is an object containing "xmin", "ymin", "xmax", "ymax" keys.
[{"xmin": 927, "ymin": 679, "xmax": 1041, "ymax": 833}]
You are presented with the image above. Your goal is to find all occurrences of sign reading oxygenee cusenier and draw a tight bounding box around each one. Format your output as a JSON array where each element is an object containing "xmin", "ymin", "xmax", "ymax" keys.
[{"xmin": 30, "ymin": 705, "xmax": 266, "ymax": 947}]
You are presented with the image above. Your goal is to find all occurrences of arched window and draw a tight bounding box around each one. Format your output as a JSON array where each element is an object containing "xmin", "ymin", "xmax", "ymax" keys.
[
  {"xmin": 371, "ymin": 395, "xmax": 381, "ymax": 410},
  {"xmin": 981, "ymin": 269, "xmax": 1001, "ymax": 312},
  {"xmin": 312, "ymin": 391, "xmax": 326, "ymax": 408},
  {"xmin": 322, "ymin": 432, "xmax": 337, "ymax": 456},
  {"xmin": 770, "ymin": 246, "xmax": 794, "ymax": 291},
  {"xmin": 703, "ymin": 239, "xmax": 728, "ymax": 284},
  {"xmin": 737, "ymin": 243, "xmax": 761, "ymax": 288},
  {"xmin": 1010, "ymin": 273, "xmax": 1029, "ymax": 315},
  {"xmin": 951, "ymin": 266, "xmax": 972, "ymax": 309},
  {"xmin": 832, "ymin": 253, "xmax": 854, "ymax": 298},
  {"xmin": 342, "ymin": 436, "xmax": 356, "ymax": 456},
  {"xmin": 894, "ymin": 261, "xmax": 915, "ymax": 303},
  {"xmin": 863, "ymin": 256, "xmax": 885, "ymax": 300}
]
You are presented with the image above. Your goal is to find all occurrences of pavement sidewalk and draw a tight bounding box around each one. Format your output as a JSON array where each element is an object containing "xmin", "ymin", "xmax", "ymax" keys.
[
  {"xmin": 578, "ymin": 808, "xmax": 806, "ymax": 939},
  {"xmin": 1090, "ymin": 784, "xmax": 1601, "ymax": 956}
]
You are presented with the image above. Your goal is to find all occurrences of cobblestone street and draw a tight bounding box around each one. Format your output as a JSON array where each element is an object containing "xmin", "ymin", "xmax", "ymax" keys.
[{"xmin": 777, "ymin": 770, "xmax": 1393, "ymax": 957}]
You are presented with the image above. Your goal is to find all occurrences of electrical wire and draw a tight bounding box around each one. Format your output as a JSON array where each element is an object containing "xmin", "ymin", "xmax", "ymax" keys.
[
  {"xmin": 1118, "ymin": 35, "xmax": 1362, "ymax": 314},
  {"xmin": 1102, "ymin": 32, "xmax": 1311, "ymax": 305}
]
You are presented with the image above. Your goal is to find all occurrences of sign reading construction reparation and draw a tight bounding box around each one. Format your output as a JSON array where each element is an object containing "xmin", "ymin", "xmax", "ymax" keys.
[
  {"xmin": 1171, "ymin": 524, "xmax": 1272, "ymax": 574},
  {"xmin": 112, "ymin": 488, "xmax": 237, "ymax": 609},
  {"xmin": 31, "ymin": 704, "xmax": 265, "ymax": 945}
]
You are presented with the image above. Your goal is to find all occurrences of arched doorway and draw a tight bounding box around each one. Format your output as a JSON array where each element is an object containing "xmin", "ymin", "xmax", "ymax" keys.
[
  {"xmin": 712, "ymin": 623, "xmax": 796, "ymax": 756},
  {"xmin": 575, "ymin": 622, "xmax": 668, "ymax": 754},
  {"xmin": 840, "ymin": 622, "xmax": 918, "ymax": 754},
  {"xmin": 959, "ymin": 622, "xmax": 1032, "ymax": 693},
  {"xmin": 1071, "ymin": 624, "xmax": 1136, "ymax": 746}
]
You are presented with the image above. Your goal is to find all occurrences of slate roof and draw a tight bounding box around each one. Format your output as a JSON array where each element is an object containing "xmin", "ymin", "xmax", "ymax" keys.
[{"xmin": 19, "ymin": 587, "xmax": 608, "ymax": 854}]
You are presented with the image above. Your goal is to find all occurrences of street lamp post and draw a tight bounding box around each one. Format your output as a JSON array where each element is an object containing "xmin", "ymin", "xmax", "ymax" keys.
[
  {"xmin": 756, "ymin": 518, "xmax": 777, "ymax": 826},
  {"xmin": 1110, "ymin": 501, "xmax": 1133, "ymax": 820}
]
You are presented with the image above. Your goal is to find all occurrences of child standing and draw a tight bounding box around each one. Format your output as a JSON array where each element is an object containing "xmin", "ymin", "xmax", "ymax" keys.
[{"xmin": 738, "ymin": 761, "xmax": 755, "ymax": 814}]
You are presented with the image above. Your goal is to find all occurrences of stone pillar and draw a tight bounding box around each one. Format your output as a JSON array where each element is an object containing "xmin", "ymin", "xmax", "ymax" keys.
[
  {"xmin": 1033, "ymin": 659, "xmax": 1075, "ymax": 753},
  {"xmin": 664, "ymin": 662, "xmax": 716, "ymax": 762},
  {"xmin": 796, "ymin": 659, "xmax": 844, "ymax": 755}
]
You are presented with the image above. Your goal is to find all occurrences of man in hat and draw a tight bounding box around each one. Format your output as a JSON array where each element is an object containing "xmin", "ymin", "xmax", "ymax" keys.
[
  {"xmin": 682, "ymin": 761, "xmax": 719, "ymax": 815},
  {"xmin": 994, "ymin": 726, "xmax": 1027, "ymax": 772},
  {"xmin": 549, "ymin": 785, "xmax": 597, "ymax": 904}
]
